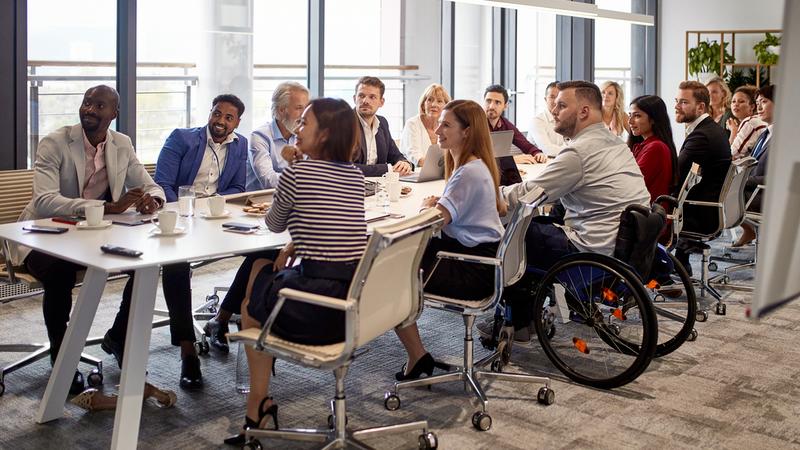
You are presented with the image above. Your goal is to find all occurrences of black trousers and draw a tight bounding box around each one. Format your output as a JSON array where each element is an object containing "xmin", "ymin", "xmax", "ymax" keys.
[
  {"xmin": 219, "ymin": 249, "xmax": 281, "ymax": 315},
  {"xmin": 25, "ymin": 251, "xmax": 196, "ymax": 361}
]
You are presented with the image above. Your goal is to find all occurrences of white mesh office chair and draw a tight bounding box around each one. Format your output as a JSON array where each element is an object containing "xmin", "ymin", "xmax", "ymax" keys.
[
  {"xmin": 227, "ymin": 209, "xmax": 443, "ymax": 450},
  {"xmin": 385, "ymin": 188, "xmax": 553, "ymax": 432},
  {"xmin": 678, "ymin": 157, "xmax": 757, "ymax": 315}
]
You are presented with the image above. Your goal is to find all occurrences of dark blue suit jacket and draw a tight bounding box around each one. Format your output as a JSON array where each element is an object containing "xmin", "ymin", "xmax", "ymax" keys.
[
  {"xmin": 155, "ymin": 126, "xmax": 247, "ymax": 202},
  {"xmin": 353, "ymin": 113, "xmax": 410, "ymax": 177}
]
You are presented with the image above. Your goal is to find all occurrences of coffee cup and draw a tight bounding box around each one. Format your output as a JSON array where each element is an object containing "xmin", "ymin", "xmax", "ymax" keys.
[
  {"xmin": 388, "ymin": 181, "xmax": 401, "ymax": 202},
  {"xmin": 85, "ymin": 204, "xmax": 105, "ymax": 226},
  {"xmin": 208, "ymin": 195, "xmax": 226, "ymax": 216},
  {"xmin": 385, "ymin": 171, "xmax": 400, "ymax": 183},
  {"xmin": 157, "ymin": 210, "xmax": 178, "ymax": 233}
]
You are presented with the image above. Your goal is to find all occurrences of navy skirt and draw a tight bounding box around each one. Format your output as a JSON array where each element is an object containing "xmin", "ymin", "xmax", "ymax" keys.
[
  {"xmin": 422, "ymin": 233, "xmax": 499, "ymax": 301},
  {"xmin": 247, "ymin": 259, "xmax": 358, "ymax": 345}
]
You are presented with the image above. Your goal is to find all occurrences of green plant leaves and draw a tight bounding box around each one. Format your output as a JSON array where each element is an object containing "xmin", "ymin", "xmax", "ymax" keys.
[
  {"xmin": 687, "ymin": 40, "xmax": 734, "ymax": 76},
  {"xmin": 753, "ymin": 32, "xmax": 781, "ymax": 66}
]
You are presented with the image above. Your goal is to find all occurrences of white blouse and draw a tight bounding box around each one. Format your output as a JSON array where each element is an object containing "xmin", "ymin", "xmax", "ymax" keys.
[{"xmin": 400, "ymin": 115, "xmax": 435, "ymax": 165}]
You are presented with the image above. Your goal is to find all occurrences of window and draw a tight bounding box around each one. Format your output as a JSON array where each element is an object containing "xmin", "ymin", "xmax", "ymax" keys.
[
  {"xmin": 594, "ymin": 0, "xmax": 633, "ymax": 106},
  {"xmin": 515, "ymin": 10, "xmax": 557, "ymax": 132},
  {"xmin": 27, "ymin": 0, "xmax": 117, "ymax": 167},
  {"xmin": 453, "ymin": 3, "xmax": 492, "ymax": 103},
  {"xmin": 324, "ymin": 0, "xmax": 404, "ymax": 136}
]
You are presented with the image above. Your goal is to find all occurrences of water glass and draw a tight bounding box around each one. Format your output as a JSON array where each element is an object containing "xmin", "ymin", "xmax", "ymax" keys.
[
  {"xmin": 375, "ymin": 180, "xmax": 390, "ymax": 209},
  {"xmin": 178, "ymin": 185, "xmax": 195, "ymax": 217},
  {"xmin": 236, "ymin": 342, "xmax": 250, "ymax": 394}
]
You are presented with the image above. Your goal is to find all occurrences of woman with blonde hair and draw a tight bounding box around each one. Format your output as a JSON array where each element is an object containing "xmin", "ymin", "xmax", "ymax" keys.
[
  {"xmin": 393, "ymin": 99, "xmax": 506, "ymax": 380},
  {"xmin": 600, "ymin": 81, "xmax": 630, "ymax": 137},
  {"xmin": 400, "ymin": 83, "xmax": 451, "ymax": 166},
  {"xmin": 705, "ymin": 76, "xmax": 733, "ymax": 133}
]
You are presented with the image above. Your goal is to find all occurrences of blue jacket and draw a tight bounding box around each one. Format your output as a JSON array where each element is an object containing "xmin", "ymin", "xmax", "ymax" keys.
[
  {"xmin": 354, "ymin": 113, "xmax": 411, "ymax": 177},
  {"xmin": 155, "ymin": 126, "xmax": 248, "ymax": 202}
]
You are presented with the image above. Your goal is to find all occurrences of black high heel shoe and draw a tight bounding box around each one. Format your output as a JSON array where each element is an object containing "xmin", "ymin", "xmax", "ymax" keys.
[
  {"xmin": 224, "ymin": 396, "xmax": 279, "ymax": 446},
  {"xmin": 395, "ymin": 353, "xmax": 435, "ymax": 381}
]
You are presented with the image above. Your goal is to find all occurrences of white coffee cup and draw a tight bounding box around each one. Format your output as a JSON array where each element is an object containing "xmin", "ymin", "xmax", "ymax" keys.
[
  {"xmin": 387, "ymin": 181, "xmax": 401, "ymax": 202},
  {"xmin": 157, "ymin": 210, "xmax": 178, "ymax": 233},
  {"xmin": 85, "ymin": 204, "xmax": 105, "ymax": 226},
  {"xmin": 385, "ymin": 171, "xmax": 400, "ymax": 183},
  {"xmin": 208, "ymin": 195, "xmax": 226, "ymax": 216}
]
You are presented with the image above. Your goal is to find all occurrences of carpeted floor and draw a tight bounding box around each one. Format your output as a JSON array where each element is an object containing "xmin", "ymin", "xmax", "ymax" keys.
[{"xmin": 2, "ymin": 242, "xmax": 800, "ymax": 450}]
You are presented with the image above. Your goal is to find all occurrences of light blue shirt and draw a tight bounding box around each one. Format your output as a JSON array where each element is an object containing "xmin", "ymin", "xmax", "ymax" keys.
[
  {"xmin": 246, "ymin": 120, "xmax": 294, "ymax": 191},
  {"xmin": 438, "ymin": 159, "xmax": 504, "ymax": 247}
]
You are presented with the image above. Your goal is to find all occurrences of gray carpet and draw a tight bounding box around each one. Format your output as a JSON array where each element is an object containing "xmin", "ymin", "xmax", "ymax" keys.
[{"xmin": 2, "ymin": 242, "xmax": 800, "ymax": 450}]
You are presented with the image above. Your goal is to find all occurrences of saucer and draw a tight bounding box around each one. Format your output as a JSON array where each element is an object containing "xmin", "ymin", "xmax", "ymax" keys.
[
  {"xmin": 199, "ymin": 210, "xmax": 232, "ymax": 219},
  {"xmin": 149, "ymin": 226, "xmax": 187, "ymax": 237},
  {"xmin": 76, "ymin": 220, "xmax": 113, "ymax": 230}
]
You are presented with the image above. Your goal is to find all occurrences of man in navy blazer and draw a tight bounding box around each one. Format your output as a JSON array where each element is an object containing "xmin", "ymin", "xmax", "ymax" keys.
[
  {"xmin": 352, "ymin": 76, "xmax": 413, "ymax": 177},
  {"xmin": 673, "ymin": 81, "xmax": 732, "ymax": 273},
  {"xmin": 155, "ymin": 94, "xmax": 248, "ymax": 201},
  {"xmin": 150, "ymin": 94, "xmax": 248, "ymax": 390}
]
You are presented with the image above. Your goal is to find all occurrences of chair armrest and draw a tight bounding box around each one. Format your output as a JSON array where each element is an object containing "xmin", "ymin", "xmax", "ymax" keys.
[
  {"xmin": 655, "ymin": 195, "xmax": 678, "ymax": 208},
  {"xmin": 277, "ymin": 287, "xmax": 354, "ymax": 311},
  {"xmin": 684, "ymin": 200, "xmax": 722, "ymax": 208},
  {"xmin": 745, "ymin": 185, "xmax": 766, "ymax": 210},
  {"xmin": 435, "ymin": 251, "xmax": 502, "ymax": 266}
]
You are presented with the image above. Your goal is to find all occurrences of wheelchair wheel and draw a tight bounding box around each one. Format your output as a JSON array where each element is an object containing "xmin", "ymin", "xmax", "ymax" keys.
[
  {"xmin": 532, "ymin": 253, "xmax": 657, "ymax": 389},
  {"xmin": 646, "ymin": 253, "xmax": 697, "ymax": 357}
]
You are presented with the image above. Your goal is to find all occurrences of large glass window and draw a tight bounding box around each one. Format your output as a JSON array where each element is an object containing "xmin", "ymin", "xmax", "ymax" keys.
[
  {"xmin": 27, "ymin": 0, "xmax": 116, "ymax": 167},
  {"xmin": 453, "ymin": 4, "xmax": 492, "ymax": 103},
  {"xmin": 515, "ymin": 10, "xmax": 557, "ymax": 133},
  {"xmin": 594, "ymin": 0, "xmax": 633, "ymax": 105},
  {"xmin": 324, "ymin": 0, "xmax": 404, "ymax": 136}
]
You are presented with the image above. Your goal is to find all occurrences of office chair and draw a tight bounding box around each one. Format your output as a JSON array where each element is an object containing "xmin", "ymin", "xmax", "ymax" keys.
[
  {"xmin": 386, "ymin": 188, "xmax": 553, "ymax": 432},
  {"xmin": 228, "ymin": 209, "xmax": 443, "ymax": 449}
]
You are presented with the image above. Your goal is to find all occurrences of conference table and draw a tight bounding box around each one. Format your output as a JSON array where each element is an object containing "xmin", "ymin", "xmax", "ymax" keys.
[{"xmin": 0, "ymin": 162, "xmax": 546, "ymax": 449}]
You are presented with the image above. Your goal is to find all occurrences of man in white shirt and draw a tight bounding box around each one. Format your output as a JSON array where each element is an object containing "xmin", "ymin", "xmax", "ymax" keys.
[
  {"xmin": 247, "ymin": 82, "xmax": 309, "ymax": 190},
  {"xmin": 352, "ymin": 76, "xmax": 413, "ymax": 177},
  {"xmin": 529, "ymin": 81, "xmax": 565, "ymax": 157},
  {"xmin": 480, "ymin": 81, "xmax": 650, "ymax": 342}
]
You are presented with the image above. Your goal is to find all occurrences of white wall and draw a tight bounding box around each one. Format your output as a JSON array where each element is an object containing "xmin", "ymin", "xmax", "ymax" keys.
[{"xmin": 658, "ymin": 0, "xmax": 784, "ymax": 147}]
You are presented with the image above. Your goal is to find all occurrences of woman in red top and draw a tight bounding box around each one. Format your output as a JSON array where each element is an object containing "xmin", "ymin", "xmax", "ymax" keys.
[{"xmin": 627, "ymin": 95, "xmax": 679, "ymax": 202}]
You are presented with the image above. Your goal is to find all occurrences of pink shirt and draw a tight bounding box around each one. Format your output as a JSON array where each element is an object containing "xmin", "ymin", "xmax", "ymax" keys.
[{"xmin": 82, "ymin": 132, "xmax": 109, "ymax": 200}]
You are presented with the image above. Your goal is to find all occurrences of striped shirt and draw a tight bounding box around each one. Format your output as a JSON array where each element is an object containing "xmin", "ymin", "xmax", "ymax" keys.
[{"xmin": 266, "ymin": 159, "xmax": 367, "ymax": 262}]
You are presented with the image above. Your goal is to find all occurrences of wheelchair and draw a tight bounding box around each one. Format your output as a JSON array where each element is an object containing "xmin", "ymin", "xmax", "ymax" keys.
[{"xmin": 481, "ymin": 203, "xmax": 697, "ymax": 389}]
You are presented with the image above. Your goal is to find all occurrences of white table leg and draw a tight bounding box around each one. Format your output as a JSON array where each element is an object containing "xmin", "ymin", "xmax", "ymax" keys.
[
  {"xmin": 37, "ymin": 267, "xmax": 108, "ymax": 423},
  {"xmin": 110, "ymin": 265, "xmax": 159, "ymax": 450}
]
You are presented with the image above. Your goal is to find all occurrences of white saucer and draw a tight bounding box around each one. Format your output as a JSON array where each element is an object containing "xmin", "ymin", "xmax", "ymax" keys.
[
  {"xmin": 76, "ymin": 220, "xmax": 113, "ymax": 230},
  {"xmin": 199, "ymin": 210, "xmax": 232, "ymax": 219},
  {"xmin": 149, "ymin": 226, "xmax": 187, "ymax": 237}
]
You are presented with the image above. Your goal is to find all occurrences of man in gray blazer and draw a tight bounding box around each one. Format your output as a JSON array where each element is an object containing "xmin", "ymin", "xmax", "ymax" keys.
[{"xmin": 15, "ymin": 85, "xmax": 174, "ymax": 394}]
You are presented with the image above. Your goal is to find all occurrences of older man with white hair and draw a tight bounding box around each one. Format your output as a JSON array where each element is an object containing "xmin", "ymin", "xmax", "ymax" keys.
[{"xmin": 246, "ymin": 81, "xmax": 310, "ymax": 190}]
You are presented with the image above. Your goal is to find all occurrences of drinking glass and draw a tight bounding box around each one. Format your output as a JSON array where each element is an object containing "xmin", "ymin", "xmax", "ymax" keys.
[{"xmin": 178, "ymin": 185, "xmax": 195, "ymax": 217}]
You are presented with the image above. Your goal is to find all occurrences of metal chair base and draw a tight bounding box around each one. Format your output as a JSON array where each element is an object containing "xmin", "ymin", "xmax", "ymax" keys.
[{"xmin": 0, "ymin": 337, "xmax": 104, "ymax": 391}]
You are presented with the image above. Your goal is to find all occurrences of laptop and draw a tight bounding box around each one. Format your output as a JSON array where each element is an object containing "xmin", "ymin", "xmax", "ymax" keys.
[
  {"xmin": 400, "ymin": 144, "xmax": 445, "ymax": 183},
  {"xmin": 490, "ymin": 130, "xmax": 522, "ymax": 186}
]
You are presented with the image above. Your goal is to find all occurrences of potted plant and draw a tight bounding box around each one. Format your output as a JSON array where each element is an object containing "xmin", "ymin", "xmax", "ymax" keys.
[
  {"xmin": 753, "ymin": 32, "xmax": 781, "ymax": 65},
  {"xmin": 688, "ymin": 40, "xmax": 734, "ymax": 81}
]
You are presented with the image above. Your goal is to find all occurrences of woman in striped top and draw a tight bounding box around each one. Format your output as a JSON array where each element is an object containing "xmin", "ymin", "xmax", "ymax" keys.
[
  {"xmin": 394, "ymin": 99, "xmax": 506, "ymax": 381},
  {"xmin": 225, "ymin": 98, "xmax": 366, "ymax": 446}
]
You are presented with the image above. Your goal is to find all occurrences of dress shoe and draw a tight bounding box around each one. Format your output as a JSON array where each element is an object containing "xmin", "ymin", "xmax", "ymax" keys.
[
  {"xmin": 224, "ymin": 397, "xmax": 278, "ymax": 446},
  {"xmin": 70, "ymin": 370, "xmax": 86, "ymax": 396},
  {"xmin": 101, "ymin": 331, "xmax": 125, "ymax": 369},
  {"xmin": 395, "ymin": 353, "xmax": 435, "ymax": 381},
  {"xmin": 203, "ymin": 319, "xmax": 230, "ymax": 354},
  {"xmin": 179, "ymin": 354, "xmax": 203, "ymax": 390}
]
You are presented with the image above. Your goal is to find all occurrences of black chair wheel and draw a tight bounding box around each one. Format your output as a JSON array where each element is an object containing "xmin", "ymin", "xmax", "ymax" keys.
[
  {"xmin": 418, "ymin": 432, "xmax": 438, "ymax": 449},
  {"xmin": 384, "ymin": 392, "xmax": 401, "ymax": 411},
  {"xmin": 609, "ymin": 324, "xmax": 621, "ymax": 336},
  {"xmin": 696, "ymin": 310, "xmax": 709, "ymax": 322},
  {"xmin": 687, "ymin": 329, "xmax": 698, "ymax": 341},
  {"xmin": 546, "ymin": 324, "xmax": 556, "ymax": 339},
  {"xmin": 207, "ymin": 306, "xmax": 217, "ymax": 314},
  {"xmin": 471, "ymin": 411, "xmax": 492, "ymax": 431},
  {"xmin": 715, "ymin": 303, "xmax": 727, "ymax": 315},
  {"xmin": 0, "ymin": 381, "xmax": 5, "ymax": 396},
  {"xmin": 327, "ymin": 414, "xmax": 348, "ymax": 429},
  {"xmin": 490, "ymin": 360, "xmax": 503, "ymax": 373},
  {"xmin": 243, "ymin": 439, "xmax": 262, "ymax": 450},
  {"xmin": 708, "ymin": 262, "xmax": 718, "ymax": 272},
  {"xmin": 87, "ymin": 369, "xmax": 103, "ymax": 387},
  {"xmin": 537, "ymin": 386, "xmax": 555, "ymax": 405},
  {"xmin": 194, "ymin": 341, "xmax": 210, "ymax": 356},
  {"xmin": 205, "ymin": 294, "xmax": 219, "ymax": 303}
]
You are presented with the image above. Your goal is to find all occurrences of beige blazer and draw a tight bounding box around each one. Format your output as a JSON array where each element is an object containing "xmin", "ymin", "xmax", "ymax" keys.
[{"xmin": 11, "ymin": 124, "xmax": 165, "ymax": 265}]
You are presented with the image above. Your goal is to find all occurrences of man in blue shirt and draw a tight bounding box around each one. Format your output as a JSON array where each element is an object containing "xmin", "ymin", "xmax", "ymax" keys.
[
  {"xmin": 246, "ymin": 82, "xmax": 310, "ymax": 190},
  {"xmin": 150, "ymin": 94, "xmax": 248, "ymax": 389}
]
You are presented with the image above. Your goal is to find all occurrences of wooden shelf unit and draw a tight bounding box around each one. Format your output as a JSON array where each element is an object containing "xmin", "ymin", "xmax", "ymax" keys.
[{"xmin": 685, "ymin": 29, "xmax": 781, "ymax": 87}]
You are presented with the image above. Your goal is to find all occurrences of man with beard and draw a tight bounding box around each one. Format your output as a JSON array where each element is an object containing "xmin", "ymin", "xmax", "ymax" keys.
[
  {"xmin": 483, "ymin": 84, "xmax": 548, "ymax": 164},
  {"xmin": 246, "ymin": 82, "xmax": 309, "ymax": 190},
  {"xmin": 478, "ymin": 81, "xmax": 650, "ymax": 342},
  {"xmin": 152, "ymin": 94, "xmax": 248, "ymax": 389},
  {"xmin": 672, "ymin": 81, "xmax": 731, "ymax": 274},
  {"xmin": 14, "ymin": 85, "xmax": 165, "ymax": 394},
  {"xmin": 352, "ymin": 76, "xmax": 413, "ymax": 176}
]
